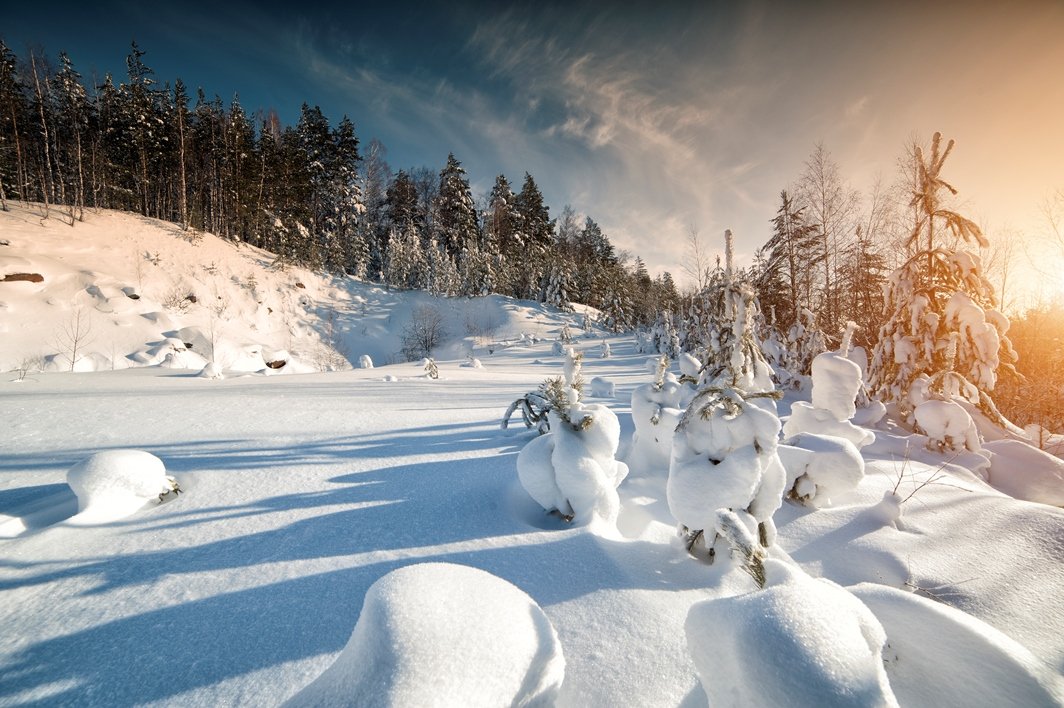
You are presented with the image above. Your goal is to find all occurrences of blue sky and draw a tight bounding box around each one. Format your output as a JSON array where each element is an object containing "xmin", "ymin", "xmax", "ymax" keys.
[{"xmin": 6, "ymin": 1, "xmax": 1064, "ymax": 292}]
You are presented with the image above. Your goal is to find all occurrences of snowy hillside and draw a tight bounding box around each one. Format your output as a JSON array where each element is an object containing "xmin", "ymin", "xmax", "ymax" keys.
[
  {"xmin": 0, "ymin": 204, "xmax": 581, "ymax": 375},
  {"xmin": 2, "ymin": 206, "xmax": 1064, "ymax": 706}
]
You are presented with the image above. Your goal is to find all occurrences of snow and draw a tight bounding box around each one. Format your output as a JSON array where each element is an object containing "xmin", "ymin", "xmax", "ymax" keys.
[
  {"xmin": 286, "ymin": 563, "xmax": 564, "ymax": 707},
  {"xmin": 982, "ymin": 439, "xmax": 1064, "ymax": 506},
  {"xmin": 1, "ymin": 206, "xmax": 1063, "ymax": 706},
  {"xmin": 850, "ymin": 582, "xmax": 1064, "ymax": 706},
  {"xmin": 65, "ymin": 450, "xmax": 177, "ymax": 524},
  {"xmin": 686, "ymin": 559, "xmax": 898, "ymax": 707}
]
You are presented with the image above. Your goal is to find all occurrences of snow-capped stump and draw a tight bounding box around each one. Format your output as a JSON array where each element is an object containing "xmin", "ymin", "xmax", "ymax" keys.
[
  {"xmin": 516, "ymin": 348, "xmax": 629, "ymax": 528},
  {"xmin": 263, "ymin": 348, "xmax": 289, "ymax": 370},
  {"xmin": 685, "ymin": 560, "xmax": 899, "ymax": 707},
  {"xmin": 848, "ymin": 582, "xmax": 1064, "ymax": 707},
  {"xmin": 285, "ymin": 563, "xmax": 564, "ymax": 708},
  {"xmin": 66, "ymin": 450, "xmax": 181, "ymax": 524},
  {"xmin": 779, "ymin": 433, "xmax": 865, "ymax": 507}
]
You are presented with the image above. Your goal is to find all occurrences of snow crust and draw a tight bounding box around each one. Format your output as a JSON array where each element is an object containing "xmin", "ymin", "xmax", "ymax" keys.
[
  {"xmin": 686, "ymin": 560, "xmax": 898, "ymax": 707},
  {"xmin": 287, "ymin": 563, "xmax": 564, "ymax": 708}
]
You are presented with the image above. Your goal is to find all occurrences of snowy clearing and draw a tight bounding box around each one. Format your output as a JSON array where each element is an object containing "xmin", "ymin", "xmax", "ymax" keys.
[{"xmin": 1, "ymin": 207, "xmax": 1063, "ymax": 706}]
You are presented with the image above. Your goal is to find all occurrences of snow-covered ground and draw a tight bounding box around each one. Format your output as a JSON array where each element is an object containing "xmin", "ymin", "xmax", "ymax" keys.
[{"xmin": 2, "ymin": 206, "xmax": 1063, "ymax": 706}]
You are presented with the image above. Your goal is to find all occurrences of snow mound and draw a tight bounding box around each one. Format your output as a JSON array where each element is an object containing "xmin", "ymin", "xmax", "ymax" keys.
[
  {"xmin": 779, "ymin": 433, "xmax": 865, "ymax": 507},
  {"xmin": 785, "ymin": 402, "xmax": 875, "ymax": 448},
  {"xmin": 982, "ymin": 439, "xmax": 1064, "ymax": 507},
  {"xmin": 849, "ymin": 582, "xmax": 1064, "ymax": 706},
  {"xmin": 286, "ymin": 563, "xmax": 564, "ymax": 707},
  {"xmin": 66, "ymin": 450, "xmax": 177, "ymax": 523},
  {"xmin": 685, "ymin": 560, "xmax": 898, "ymax": 707}
]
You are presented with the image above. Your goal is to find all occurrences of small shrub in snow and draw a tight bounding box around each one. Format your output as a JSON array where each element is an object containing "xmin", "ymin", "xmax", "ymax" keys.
[
  {"xmin": 599, "ymin": 340, "xmax": 611, "ymax": 358},
  {"xmin": 359, "ymin": 354, "xmax": 373, "ymax": 369},
  {"xmin": 667, "ymin": 231, "xmax": 785, "ymax": 561},
  {"xmin": 914, "ymin": 398, "xmax": 981, "ymax": 454},
  {"xmin": 685, "ymin": 560, "xmax": 898, "ymax": 707},
  {"xmin": 424, "ymin": 358, "xmax": 439, "ymax": 379},
  {"xmin": 589, "ymin": 377, "xmax": 615, "ymax": 398},
  {"xmin": 783, "ymin": 324, "xmax": 876, "ymax": 450},
  {"xmin": 628, "ymin": 355, "xmax": 694, "ymax": 474},
  {"xmin": 400, "ymin": 305, "xmax": 445, "ymax": 361},
  {"xmin": 516, "ymin": 348, "xmax": 629, "ymax": 527},
  {"xmin": 286, "ymin": 563, "xmax": 564, "ymax": 707},
  {"xmin": 779, "ymin": 433, "xmax": 865, "ymax": 507},
  {"xmin": 67, "ymin": 450, "xmax": 180, "ymax": 523}
]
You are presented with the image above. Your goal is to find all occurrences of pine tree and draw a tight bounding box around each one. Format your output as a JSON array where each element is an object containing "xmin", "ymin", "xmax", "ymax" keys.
[
  {"xmin": 869, "ymin": 133, "xmax": 1020, "ymax": 428},
  {"xmin": 433, "ymin": 152, "xmax": 479, "ymax": 259},
  {"xmin": 0, "ymin": 40, "xmax": 27, "ymax": 208}
]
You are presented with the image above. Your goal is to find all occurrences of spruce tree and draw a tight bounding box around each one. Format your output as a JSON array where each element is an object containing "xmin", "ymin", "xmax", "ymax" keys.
[{"xmin": 869, "ymin": 133, "xmax": 1020, "ymax": 428}]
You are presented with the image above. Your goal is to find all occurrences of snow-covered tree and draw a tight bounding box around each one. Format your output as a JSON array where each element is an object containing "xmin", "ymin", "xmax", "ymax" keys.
[
  {"xmin": 516, "ymin": 348, "xmax": 629, "ymax": 528},
  {"xmin": 668, "ymin": 230, "xmax": 785, "ymax": 563},
  {"xmin": 868, "ymin": 133, "xmax": 1020, "ymax": 429}
]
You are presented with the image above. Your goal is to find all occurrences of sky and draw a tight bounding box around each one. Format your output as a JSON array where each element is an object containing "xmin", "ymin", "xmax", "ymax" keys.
[{"xmin": 5, "ymin": 0, "xmax": 1064, "ymax": 299}]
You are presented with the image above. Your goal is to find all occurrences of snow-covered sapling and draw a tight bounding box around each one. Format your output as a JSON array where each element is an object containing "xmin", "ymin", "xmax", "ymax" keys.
[
  {"xmin": 783, "ymin": 322, "xmax": 876, "ymax": 450},
  {"xmin": 424, "ymin": 358, "xmax": 438, "ymax": 379},
  {"xmin": 667, "ymin": 231, "xmax": 785, "ymax": 561},
  {"xmin": 516, "ymin": 348, "xmax": 629, "ymax": 527}
]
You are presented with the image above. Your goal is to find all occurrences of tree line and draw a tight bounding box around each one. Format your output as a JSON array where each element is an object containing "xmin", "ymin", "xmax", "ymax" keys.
[{"xmin": 0, "ymin": 40, "xmax": 676, "ymax": 327}]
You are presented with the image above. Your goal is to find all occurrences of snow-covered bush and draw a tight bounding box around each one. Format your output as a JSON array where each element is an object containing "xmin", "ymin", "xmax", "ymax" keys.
[
  {"xmin": 516, "ymin": 348, "xmax": 629, "ymax": 527},
  {"xmin": 286, "ymin": 563, "xmax": 564, "ymax": 707},
  {"xmin": 66, "ymin": 450, "xmax": 180, "ymax": 523},
  {"xmin": 599, "ymin": 340, "xmax": 611, "ymax": 359},
  {"xmin": 685, "ymin": 560, "xmax": 898, "ymax": 707},
  {"xmin": 779, "ymin": 433, "xmax": 865, "ymax": 507},
  {"xmin": 667, "ymin": 231, "xmax": 785, "ymax": 560},
  {"xmin": 869, "ymin": 133, "xmax": 1019, "ymax": 431},
  {"xmin": 198, "ymin": 362, "xmax": 224, "ymax": 380},
  {"xmin": 628, "ymin": 356, "xmax": 688, "ymax": 474},
  {"xmin": 589, "ymin": 377, "xmax": 615, "ymax": 398},
  {"xmin": 359, "ymin": 354, "xmax": 373, "ymax": 369},
  {"xmin": 783, "ymin": 324, "xmax": 876, "ymax": 449},
  {"xmin": 914, "ymin": 398, "xmax": 982, "ymax": 454}
]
